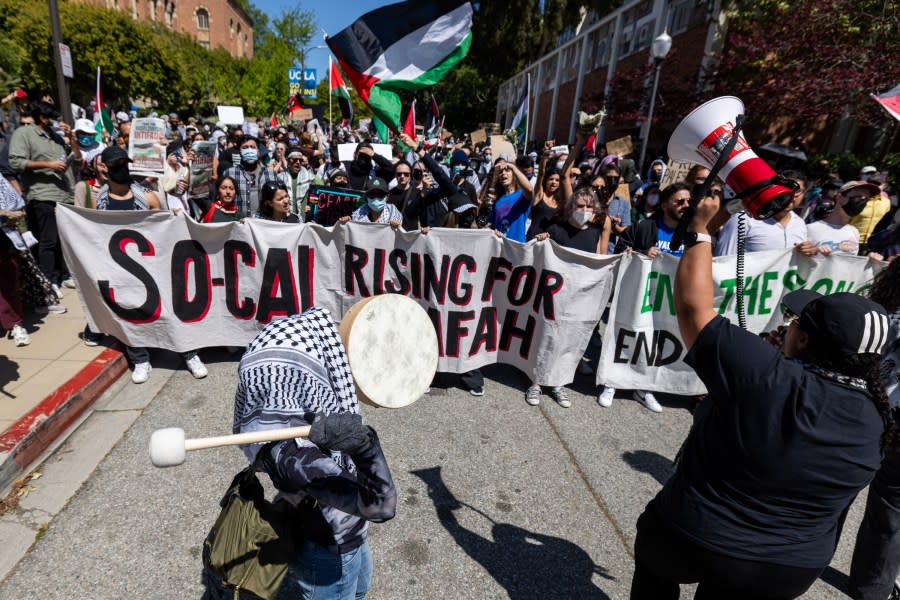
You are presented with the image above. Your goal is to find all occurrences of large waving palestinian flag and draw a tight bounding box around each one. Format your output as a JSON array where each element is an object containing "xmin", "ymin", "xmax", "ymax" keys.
[{"xmin": 326, "ymin": 0, "xmax": 473, "ymax": 133}]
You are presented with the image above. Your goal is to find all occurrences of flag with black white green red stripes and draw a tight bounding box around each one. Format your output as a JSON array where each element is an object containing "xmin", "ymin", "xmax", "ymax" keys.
[{"xmin": 326, "ymin": 0, "xmax": 473, "ymax": 133}]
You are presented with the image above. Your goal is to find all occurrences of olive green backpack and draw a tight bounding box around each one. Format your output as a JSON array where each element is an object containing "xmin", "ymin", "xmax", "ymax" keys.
[{"xmin": 204, "ymin": 444, "xmax": 295, "ymax": 600}]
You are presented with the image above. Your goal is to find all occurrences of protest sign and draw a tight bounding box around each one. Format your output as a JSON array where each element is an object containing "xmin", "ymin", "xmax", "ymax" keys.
[
  {"xmin": 306, "ymin": 185, "xmax": 365, "ymax": 226},
  {"xmin": 57, "ymin": 206, "xmax": 618, "ymax": 386},
  {"xmin": 188, "ymin": 141, "xmax": 217, "ymax": 200},
  {"xmin": 489, "ymin": 135, "xmax": 516, "ymax": 161},
  {"xmin": 606, "ymin": 135, "xmax": 633, "ymax": 158},
  {"xmin": 216, "ymin": 106, "xmax": 244, "ymax": 125},
  {"xmin": 470, "ymin": 129, "xmax": 487, "ymax": 145},
  {"xmin": 596, "ymin": 250, "xmax": 882, "ymax": 395},
  {"xmin": 291, "ymin": 108, "xmax": 313, "ymax": 122},
  {"xmin": 128, "ymin": 118, "xmax": 166, "ymax": 177},
  {"xmin": 660, "ymin": 160, "xmax": 693, "ymax": 189}
]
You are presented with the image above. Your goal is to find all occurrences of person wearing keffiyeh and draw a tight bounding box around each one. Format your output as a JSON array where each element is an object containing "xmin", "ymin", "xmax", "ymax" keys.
[{"xmin": 230, "ymin": 307, "xmax": 396, "ymax": 600}]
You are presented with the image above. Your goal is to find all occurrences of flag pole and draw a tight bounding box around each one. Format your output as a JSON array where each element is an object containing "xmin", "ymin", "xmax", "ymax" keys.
[
  {"xmin": 328, "ymin": 55, "xmax": 333, "ymax": 128},
  {"xmin": 525, "ymin": 72, "xmax": 531, "ymax": 154}
]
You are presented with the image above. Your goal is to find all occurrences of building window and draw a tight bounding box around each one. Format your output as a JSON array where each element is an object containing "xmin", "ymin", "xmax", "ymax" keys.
[{"xmin": 197, "ymin": 8, "xmax": 209, "ymax": 29}]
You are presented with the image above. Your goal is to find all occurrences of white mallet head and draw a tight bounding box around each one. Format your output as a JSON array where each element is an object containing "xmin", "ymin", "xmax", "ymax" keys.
[{"xmin": 149, "ymin": 427, "xmax": 186, "ymax": 468}]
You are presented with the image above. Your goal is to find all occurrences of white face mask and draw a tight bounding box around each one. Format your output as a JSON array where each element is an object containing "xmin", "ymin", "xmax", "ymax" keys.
[{"xmin": 571, "ymin": 210, "xmax": 593, "ymax": 227}]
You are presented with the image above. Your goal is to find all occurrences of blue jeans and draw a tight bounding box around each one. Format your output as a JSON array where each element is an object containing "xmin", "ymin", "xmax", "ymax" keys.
[{"xmin": 278, "ymin": 539, "xmax": 373, "ymax": 600}]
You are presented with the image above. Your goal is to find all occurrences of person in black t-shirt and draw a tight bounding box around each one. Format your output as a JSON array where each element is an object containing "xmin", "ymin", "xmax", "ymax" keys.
[
  {"xmin": 534, "ymin": 187, "xmax": 609, "ymax": 254},
  {"xmin": 631, "ymin": 191, "xmax": 896, "ymax": 599}
]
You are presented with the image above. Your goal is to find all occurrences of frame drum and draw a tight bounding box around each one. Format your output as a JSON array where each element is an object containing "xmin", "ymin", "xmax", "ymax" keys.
[{"xmin": 339, "ymin": 294, "xmax": 439, "ymax": 408}]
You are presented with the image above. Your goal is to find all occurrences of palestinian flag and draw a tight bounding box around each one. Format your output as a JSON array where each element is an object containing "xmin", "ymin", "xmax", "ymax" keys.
[
  {"xmin": 402, "ymin": 99, "xmax": 416, "ymax": 143},
  {"xmin": 326, "ymin": 0, "xmax": 473, "ymax": 132},
  {"xmin": 426, "ymin": 94, "xmax": 441, "ymax": 136},
  {"xmin": 510, "ymin": 74, "xmax": 529, "ymax": 149},
  {"xmin": 94, "ymin": 67, "xmax": 115, "ymax": 140},
  {"xmin": 330, "ymin": 57, "xmax": 354, "ymax": 127},
  {"xmin": 872, "ymin": 83, "xmax": 900, "ymax": 122}
]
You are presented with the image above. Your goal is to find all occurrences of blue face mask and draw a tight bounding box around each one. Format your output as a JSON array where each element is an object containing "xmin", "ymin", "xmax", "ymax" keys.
[
  {"xmin": 367, "ymin": 197, "xmax": 386, "ymax": 212},
  {"xmin": 77, "ymin": 135, "xmax": 95, "ymax": 147},
  {"xmin": 240, "ymin": 148, "xmax": 258, "ymax": 163}
]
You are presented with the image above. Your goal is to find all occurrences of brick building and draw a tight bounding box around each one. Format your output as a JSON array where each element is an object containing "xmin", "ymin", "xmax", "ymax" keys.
[
  {"xmin": 497, "ymin": 0, "xmax": 720, "ymax": 161},
  {"xmin": 80, "ymin": 0, "xmax": 253, "ymax": 58}
]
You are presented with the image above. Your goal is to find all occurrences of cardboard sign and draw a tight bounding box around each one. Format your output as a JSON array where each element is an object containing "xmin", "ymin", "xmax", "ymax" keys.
[
  {"xmin": 551, "ymin": 144, "xmax": 570, "ymax": 155},
  {"xmin": 306, "ymin": 185, "xmax": 365, "ymax": 226},
  {"xmin": 470, "ymin": 129, "xmax": 487, "ymax": 145},
  {"xmin": 336, "ymin": 143, "xmax": 393, "ymax": 162},
  {"xmin": 606, "ymin": 135, "xmax": 633, "ymax": 158},
  {"xmin": 291, "ymin": 108, "xmax": 314, "ymax": 121},
  {"xmin": 489, "ymin": 135, "xmax": 516, "ymax": 162},
  {"xmin": 660, "ymin": 160, "xmax": 694, "ymax": 189},
  {"xmin": 217, "ymin": 106, "xmax": 244, "ymax": 125}
]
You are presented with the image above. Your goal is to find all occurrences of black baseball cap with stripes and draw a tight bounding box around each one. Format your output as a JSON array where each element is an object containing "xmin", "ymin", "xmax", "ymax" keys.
[{"xmin": 782, "ymin": 290, "xmax": 890, "ymax": 357}]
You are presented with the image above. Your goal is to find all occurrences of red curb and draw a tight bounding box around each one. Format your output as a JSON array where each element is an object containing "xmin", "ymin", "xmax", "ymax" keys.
[{"xmin": 0, "ymin": 347, "xmax": 128, "ymax": 486}]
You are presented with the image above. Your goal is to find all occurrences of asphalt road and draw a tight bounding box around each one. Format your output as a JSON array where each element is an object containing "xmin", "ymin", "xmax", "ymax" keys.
[{"xmin": 0, "ymin": 349, "xmax": 865, "ymax": 599}]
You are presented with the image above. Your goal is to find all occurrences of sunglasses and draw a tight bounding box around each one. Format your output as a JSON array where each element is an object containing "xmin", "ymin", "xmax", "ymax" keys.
[{"xmin": 395, "ymin": 172, "xmax": 411, "ymax": 178}]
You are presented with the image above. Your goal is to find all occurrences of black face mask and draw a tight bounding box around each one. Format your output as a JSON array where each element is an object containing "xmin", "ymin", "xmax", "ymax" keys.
[
  {"xmin": 459, "ymin": 211, "xmax": 476, "ymax": 229},
  {"xmin": 604, "ymin": 175, "xmax": 620, "ymax": 192},
  {"xmin": 843, "ymin": 196, "xmax": 868, "ymax": 217},
  {"xmin": 108, "ymin": 165, "xmax": 131, "ymax": 184},
  {"xmin": 650, "ymin": 170, "xmax": 662, "ymax": 183}
]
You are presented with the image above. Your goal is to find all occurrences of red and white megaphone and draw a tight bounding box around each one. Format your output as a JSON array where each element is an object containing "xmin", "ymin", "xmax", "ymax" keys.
[{"xmin": 668, "ymin": 96, "xmax": 794, "ymax": 219}]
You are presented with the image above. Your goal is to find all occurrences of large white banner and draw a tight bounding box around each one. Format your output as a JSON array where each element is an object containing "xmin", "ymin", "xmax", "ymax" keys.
[
  {"xmin": 597, "ymin": 249, "xmax": 883, "ymax": 395},
  {"xmin": 57, "ymin": 205, "xmax": 618, "ymax": 387},
  {"xmin": 57, "ymin": 205, "xmax": 882, "ymax": 392}
]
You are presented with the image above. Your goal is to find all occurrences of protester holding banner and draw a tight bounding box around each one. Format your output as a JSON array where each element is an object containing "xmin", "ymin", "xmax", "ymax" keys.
[
  {"xmin": 631, "ymin": 191, "xmax": 894, "ymax": 599},
  {"xmin": 94, "ymin": 146, "xmax": 208, "ymax": 384},
  {"xmin": 256, "ymin": 181, "xmax": 299, "ymax": 224},
  {"xmin": 202, "ymin": 176, "xmax": 244, "ymax": 223},
  {"xmin": 484, "ymin": 158, "xmax": 533, "ymax": 243},
  {"xmin": 343, "ymin": 178, "xmax": 402, "ymax": 227}
]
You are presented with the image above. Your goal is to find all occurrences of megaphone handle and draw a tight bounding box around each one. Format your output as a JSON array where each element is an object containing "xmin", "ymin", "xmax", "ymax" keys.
[{"xmin": 671, "ymin": 114, "xmax": 746, "ymax": 252}]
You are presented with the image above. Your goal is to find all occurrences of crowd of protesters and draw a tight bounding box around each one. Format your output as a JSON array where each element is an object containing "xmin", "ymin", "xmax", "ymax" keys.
[{"xmin": 1, "ymin": 86, "xmax": 899, "ymax": 599}]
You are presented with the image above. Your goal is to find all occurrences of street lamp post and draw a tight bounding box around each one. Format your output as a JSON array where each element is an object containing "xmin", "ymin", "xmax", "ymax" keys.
[{"xmin": 638, "ymin": 30, "xmax": 672, "ymax": 173}]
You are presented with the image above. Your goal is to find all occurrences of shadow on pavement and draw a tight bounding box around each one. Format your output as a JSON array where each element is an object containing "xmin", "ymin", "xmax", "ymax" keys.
[
  {"xmin": 0, "ymin": 355, "xmax": 19, "ymax": 398},
  {"xmin": 622, "ymin": 450, "xmax": 674, "ymax": 486},
  {"xmin": 819, "ymin": 566, "xmax": 850, "ymax": 596},
  {"xmin": 412, "ymin": 466, "xmax": 613, "ymax": 599}
]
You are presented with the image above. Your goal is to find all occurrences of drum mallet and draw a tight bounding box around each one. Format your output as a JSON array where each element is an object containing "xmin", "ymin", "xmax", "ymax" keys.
[{"xmin": 149, "ymin": 426, "xmax": 311, "ymax": 468}]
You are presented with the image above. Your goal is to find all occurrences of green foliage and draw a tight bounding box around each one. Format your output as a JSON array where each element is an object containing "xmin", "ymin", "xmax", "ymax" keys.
[
  {"xmin": 434, "ymin": 1, "xmax": 621, "ymax": 134},
  {"xmin": 239, "ymin": 8, "xmax": 315, "ymax": 117},
  {"xmin": 0, "ymin": 0, "xmax": 252, "ymax": 115}
]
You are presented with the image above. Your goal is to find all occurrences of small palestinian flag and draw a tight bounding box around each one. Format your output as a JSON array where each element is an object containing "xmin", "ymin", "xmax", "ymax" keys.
[
  {"xmin": 326, "ymin": 0, "xmax": 472, "ymax": 132},
  {"xmin": 94, "ymin": 67, "xmax": 115, "ymax": 140},
  {"xmin": 330, "ymin": 57, "xmax": 354, "ymax": 127}
]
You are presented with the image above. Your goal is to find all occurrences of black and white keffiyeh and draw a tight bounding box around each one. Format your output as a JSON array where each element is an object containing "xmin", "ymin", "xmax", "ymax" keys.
[{"xmin": 233, "ymin": 307, "xmax": 358, "ymax": 461}]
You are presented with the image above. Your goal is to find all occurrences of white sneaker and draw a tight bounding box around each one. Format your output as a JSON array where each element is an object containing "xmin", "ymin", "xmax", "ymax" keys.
[
  {"xmin": 62, "ymin": 278, "xmax": 76, "ymax": 289},
  {"xmin": 51, "ymin": 284, "xmax": 63, "ymax": 300},
  {"xmin": 12, "ymin": 324, "xmax": 30, "ymax": 347},
  {"xmin": 34, "ymin": 302, "xmax": 67, "ymax": 315},
  {"xmin": 635, "ymin": 390, "xmax": 663, "ymax": 413},
  {"xmin": 597, "ymin": 387, "xmax": 615, "ymax": 407},
  {"xmin": 131, "ymin": 362, "xmax": 151, "ymax": 384},
  {"xmin": 185, "ymin": 355, "xmax": 208, "ymax": 379}
]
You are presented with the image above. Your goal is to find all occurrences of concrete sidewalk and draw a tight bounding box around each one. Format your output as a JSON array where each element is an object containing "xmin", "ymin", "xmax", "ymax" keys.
[{"xmin": 0, "ymin": 289, "xmax": 127, "ymax": 493}]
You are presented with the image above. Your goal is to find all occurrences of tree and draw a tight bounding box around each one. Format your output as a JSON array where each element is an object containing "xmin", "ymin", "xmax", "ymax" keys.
[
  {"xmin": 238, "ymin": 8, "xmax": 315, "ymax": 117},
  {"xmin": 432, "ymin": 1, "xmax": 621, "ymax": 133},
  {"xmin": 713, "ymin": 0, "xmax": 900, "ymax": 134}
]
